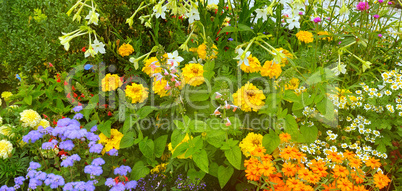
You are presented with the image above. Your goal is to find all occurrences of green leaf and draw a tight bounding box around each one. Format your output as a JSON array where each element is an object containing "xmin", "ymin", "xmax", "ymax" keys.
[
  {"xmin": 300, "ymin": 126, "xmax": 318, "ymax": 143},
  {"xmin": 139, "ymin": 138, "xmax": 155, "ymax": 159},
  {"xmin": 83, "ymin": 120, "xmax": 98, "ymax": 131},
  {"xmin": 219, "ymin": 26, "xmax": 237, "ymax": 33},
  {"xmin": 23, "ymin": 95, "xmax": 32, "ymax": 105},
  {"xmin": 189, "ymin": 120, "xmax": 208, "ymax": 132},
  {"xmin": 262, "ymin": 130, "xmax": 280, "ymax": 154},
  {"xmin": 98, "ymin": 120, "xmax": 112, "ymax": 138},
  {"xmin": 173, "ymin": 120, "xmax": 185, "ymax": 129},
  {"xmin": 283, "ymin": 90, "xmax": 299, "ymax": 103},
  {"xmin": 171, "ymin": 129, "xmax": 186, "ymax": 148},
  {"xmin": 193, "ymin": 150, "xmax": 209, "ymax": 173},
  {"xmin": 285, "ymin": 114, "xmax": 299, "ymax": 139},
  {"xmin": 237, "ymin": 24, "xmax": 253, "ymax": 32},
  {"xmin": 224, "ymin": 146, "xmax": 242, "ymax": 170},
  {"xmin": 154, "ymin": 135, "xmax": 168, "ymax": 158},
  {"xmin": 138, "ymin": 106, "xmax": 156, "ymax": 119},
  {"xmin": 189, "ymin": 92, "xmax": 210, "ymax": 102},
  {"xmin": 131, "ymin": 161, "xmax": 150, "ymax": 180},
  {"xmin": 218, "ymin": 165, "xmax": 234, "ymax": 188},
  {"xmin": 203, "ymin": 61, "xmax": 215, "ymax": 81},
  {"xmin": 120, "ymin": 132, "xmax": 135, "ymax": 149},
  {"xmin": 172, "ymin": 142, "xmax": 189, "ymax": 158},
  {"xmin": 187, "ymin": 169, "xmax": 206, "ymax": 181}
]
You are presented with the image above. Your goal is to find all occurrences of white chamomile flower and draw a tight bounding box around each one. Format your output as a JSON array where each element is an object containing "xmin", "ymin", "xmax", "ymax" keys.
[
  {"xmin": 372, "ymin": 150, "xmax": 378, "ymax": 156},
  {"xmin": 326, "ymin": 130, "xmax": 333, "ymax": 135},
  {"xmin": 396, "ymin": 104, "xmax": 402, "ymax": 110},
  {"xmin": 330, "ymin": 146, "xmax": 337, "ymax": 152},
  {"xmin": 382, "ymin": 153, "xmax": 387, "ymax": 159},
  {"xmin": 365, "ymin": 129, "xmax": 372, "ymax": 134},
  {"xmin": 363, "ymin": 104, "xmax": 371, "ymax": 111},
  {"xmin": 384, "ymin": 90, "xmax": 392, "ymax": 96},
  {"xmin": 372, "ymin": 130, "xmax": 380, "ymax": 137},
  {"xmin": 329, "ymin": 134, "xmax": 338, "ymax": 141},
  {"xmin": 358, "ymin": 129, "xmax": 365, "ymax": 134},
  {"xmin": 355, "ymin": 90, "xmax": 362, "ymax": 95},
  {"xmin": 346, "ymin": 116, "xmax": 352, "ymax": 121},
  {"xmin": 341, "ymin": 143, "xmax": 348, "ymax": 148}
]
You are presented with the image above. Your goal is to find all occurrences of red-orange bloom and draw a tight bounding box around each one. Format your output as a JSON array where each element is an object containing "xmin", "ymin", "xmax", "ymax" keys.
[
  {"xmin": 279, "ymin": 132, "xmax": 291, "ymax": 142},
  {"xmin": 373, "ymin": 172, "xmax": 391, "ymax": 189},
  {"xmin": 333, "ymin": 165, "xmax": 349, "ymax": 178},
  {"xmin": 337, "ymin": 178, "xmax": 353, "ymax": 191},
  {"xmin": 282, "ymin": 162, "xmax": 297, "ymax": 177},
  {"xmin": 365, "ymin": 157, "xmax": 381, "ymax": 169},
  {"xmin": 280, "ymin": 146, "xmax": 298, "ymax": 160}
]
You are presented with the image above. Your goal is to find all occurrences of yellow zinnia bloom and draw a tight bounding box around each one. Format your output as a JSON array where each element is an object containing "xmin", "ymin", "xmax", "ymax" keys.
[
  {"xmin": 142, "ymin": 57, "xmax": 162, "ymax": 77},
  {"xmin": 20, "ymin": 109, "xmax": 41, "ymax": 128},
  {"xmin": 232, "ymin": 82, "xmax": 266, "ymax": 112},
  {"xmin": 152, "ymin": 79, "xmax": 170, "ymax": 97},
  {"xmin": 1, "ymin": 91, "xmax": 13, "ymax": 101},
  {"xmin": 260, "ymin": 61, "xmax": 282, "ymax": 79},
  {"xmin": 285, "ymin": 78, "xmax": 300, "ymax": 90},
  {"xmin": 239, "ymin": 132, "xmax": 263, "ymax": 157},
  {"xmin": 182, "ymin": 63, "xmax": 205, "ymax": 86},
  {"xmin": 197, "ymin": 43, "xmax": 218, "ymax": 60},
  {"xmin": 240, "ymin": 55, "xmax": 261, "ymax": 73},
  {"xmin": 99, "ymin": 129, "xmax": 124, "ymax": 154},
  {"xmin": 0, "ymin": 140, "xmax": 13, "ymax": 159},
  {"xmin": 118, "ymin": 43, "xmax": 134, "ymax": 57},
  {"xmin": 296, "ymin": 31, "xmax": 314, "ymax": 43},
  {"xmin": 125, "ymin": 83, "xmax": 148, "ymax": 104},
  {"xmin": 101, "ymin": 74, "xmax": 123, "ymax": 92},
  {"xmin": 150, "ymin": 163, "xmax": 168, "ymax": 174}
]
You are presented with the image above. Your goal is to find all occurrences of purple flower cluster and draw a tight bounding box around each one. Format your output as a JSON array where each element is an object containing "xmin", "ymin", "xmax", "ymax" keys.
[
  {"xmin": 313, "ymin": 17, "xmax": 321, "ymax": 23},
  {"xmin": 89, "ymin": 141, "xmax": 103, "ymax": 153},
  {"xmin": 44, "ymin": 174, "xmax": 65, "ymax": 189},
  {"xmin": 22, "ymin": 130, "xmax": 43, "ymax": 143},
  {"xmin": 63, "ymin": 180, "xmax": 95, "ymax": 191},
  {"xmin": 41, "ymin": 139, "xmax": 58, "ymax": 150},
  {"xmin": 108, "ymin": 148, "xmax": 118, "ymax": 156},
  {"xmin": 105, "ymin": 178, "xmax": 138, "ymax": 191},
  {"xmin": 61, "ymin": 154, "xmax": 81, "ymax": 167},
  {"xmin": 13, "ymin": 176, "xmax": 25, "ymax": 189},
  {"xmin": 356, "ymin": 2, "xmax": 369, "ymax": 11},
  {"xmin": 59, "ymin": 140, "xmax": 75, "ymax": 151},
  {"xmin": 0, "ymin": 185, "xmax": 15, "ymax": 191},
  {"xmin": 72, "ymin": 106, "xmax": 83, "ymax": 112},
  {"xmin": 114, "ymin": 165, "xmax": 132, "ymax": 176}
]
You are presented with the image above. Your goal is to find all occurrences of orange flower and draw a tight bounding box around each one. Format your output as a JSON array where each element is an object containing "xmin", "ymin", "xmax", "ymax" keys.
[
  {"xmin": 353, "ymin": 185, "xmax": 368, "ymax": 191},
  {"xmin": 337, "ymin": 178, "xmax": 353, "ymax": 191},
  {"xmin": 280, "ymin": 146, "xmax": 298, "ymax": 160},
  {"xmin": 266, "ymin": 173, "xmax": 285, "ymax": 190},
  {"xmin": 258, "ymin": 161, "xmax": 276, "ymax": 177},
  {"xmin": 327, "ymin": 151, "xmax": 339, "ymax": 161},
  {"xmin": 373, "ymin": 172, "xmax": 391, "ymax": 189},
  {"xmin": 343, "ymin": 150, "xmax": 355, "ymax": 160},
  {"xmin": 251, "ymin": 146, "xmax": 266, "ymax": 157},
  {"xmin": 322, "ymin": 182, "xmax": 336, "ymax": 191},
  {"xmin": 294, "ymin": 151, "xmax": 306, "ymax": 162},
  {"xmin": 365, "ymin": 157, "xmax": 381, "ymax": 169},
  {"xmin": 286, "ymin": 178, "xmax": 302, "ymax": 189},
  {"xmin": 297, "ymin": 168, "xmax": 312, "ymax": 181},
  {"xmin": 351, "ymin": 168, "xmax": 365, "ymax": 184},
  {"xmin": 309, "ymin": 160, "xmax": 328, "ymax": 178},
  {"xmin": 348, "ymin": 157, "xmax": 361, "ymax": 169},
  {"xmin": 299, "ymin": 184, "xmax": 314, "ymax": 191},
  {"xmin": 245, "ymin": 164, "xmax": 260, "ymax": 181},
  {"xmin": 331, "ymin": 153, "xmax": 344, "ymax": 163},
  {"xmin": 261, "ymin": 154, "xmax": 273, "ymax": 162},
  {"xmin": 282, "ymin": 162, "xmax": 297, "ymax": 177},
  {"xmin": 244, "ymin": 157, "xmax": 259, "ymax": 168},
  {"xmin": 279, "ymin": 132, "xmax": 291, "ymax": 142},
  {"xmin": 333, "ymin": 165, "xmax": 349, "ymax": 178}
]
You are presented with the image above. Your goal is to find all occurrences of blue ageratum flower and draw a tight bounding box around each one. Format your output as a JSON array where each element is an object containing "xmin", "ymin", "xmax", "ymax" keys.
[
  {"xmin": 0, "ymin": 185, "xmax": 14, "ymax": 191},
  {"xmin": 91, "ymin": 158, "xmax": 105, "ymax": 166},
  {"xmin": 84, "ymin": 165, "xmax": 103, "ymax": 178},
  {"xmin": 86, "ymin": 132, "xmax": 100, "ymax": 142},
  {"xmin": 125, "ymin": 180, "xmax": 138, "ymax": 190},
  {"xmin": 110, "ymin": 183, "xmax": 126, "ymax": 191},
  {"xmin": 41, "ymin": 140, "xmax": 58, "ymax": 150},
  {"xmin": 28, "ymin": 162, "xmax": 41, "ymax": 171},
  {"xmin": 90, "ymin": 125, "xmax": 98, "ymax": 132},
  {"xmin": 114, "ymin": 165, "xmax": 132, "ymax": 176},
  {"xmin": 60, "ymin": 154, "xmax": 81, "ymax": 167},
  {"xmin": 28, "ymin": 178, "xmax": 42, "ymax": 190},
  {"xmin": 23, "ymin": 131, "xmax": 43, "ymax": 143},
  {"xmin": 59, "ymin": 140, "xmax": 75, "ymax": 151},
  {"xmin": 89, "ymin": 143, "xmax": 103, "ymax": 154},
  {"xmin": 73, "ymin": 113, "xmax": 84, "ymax": 120},
  {"xmin": 72, "ymin": 105, "xmax": 83, "ymax": 112},
  {"xmin": 105, "ymin": 178, "xmax": 116, "ymax": 187},
  {"xmin": 108, "ymin": 148, "xmax": 118, "ymax": 156},
  {"xmin": 44, "ymin": 174, "xmax": 65, "ymax": 189}
]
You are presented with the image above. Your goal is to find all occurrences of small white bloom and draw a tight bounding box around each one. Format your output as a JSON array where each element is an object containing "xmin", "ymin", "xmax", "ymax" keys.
[
  {"xmin": 85, "ymin": 45, "xmax": 96, "ymax": 58},
  {"xmin": 234, "ymin": 48, "xmax": 251, "ymax": 66},
  {"xmin": 187, "ymin": 7, "xmax": 200, "ymax": 24},
  {"xmin": 92, "ymin": 39, "xmax": 106, "ymax": 54},
  {"xmin": 85, "ymin": 10, "xmax": 100, "ymax": 25},
  {"xmin": 255, "ymin": 8, "xmax": 268, "ymax": 22},
  {"xmin": 286, "ymin": 15, "xmax": 300, "ymax": 30},
  {"xmin": 167, "ymin": 50, "xmax": 184, "ymax": 67}
]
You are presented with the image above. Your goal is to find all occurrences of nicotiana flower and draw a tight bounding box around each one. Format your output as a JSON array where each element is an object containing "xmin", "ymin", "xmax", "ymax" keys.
[
  {"xmin": 85, "ymin": 45, "xmax": 96, "ymax": 58},
  {"xmin": 332, "ymin": 63, "xmax": 347, "ymax": 76},
  {"xmin": 92, "ymin": 39, "xmax": 106, "ymax": 54},
  {"xmin": 85, "ymin": 10, "xmax": 100, "ymax": 25},
  {"xmin": 167, "ymin": 50, "xmax": 184, "ymax": 67},
  {"xmin": 187, "ymin": 7, "xmax": 200, "ymax": 24},
  {"xmin": 234, "ymin": 48, "xmax": 251, "ymax": 66},
  {"xmin": 255, "ymin": 8, "xmax": 268, "ymax": 22},
  {"xmin": 153, "ymin": 3, "xmax": 167, "ymax": 19},
  {"xmin": 286, "ymin": 15, "xmax": 301, "ymax": 30}
]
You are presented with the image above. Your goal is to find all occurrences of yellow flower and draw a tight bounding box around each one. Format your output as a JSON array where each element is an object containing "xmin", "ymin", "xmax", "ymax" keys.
[
  {"xmin": 168, "ymin": 134, "xmax": 192, "ymax": 159},
  {"xmin": 20, "ymin": 109, "xmax": 41, "ymax": 128},
  {"xmin": 240, "ymin": 55, "xmax": 261, "ymax": 73},
  {"xmin": 35, "ymin": 119, "xmax": 50, "ymax": 130},
  {"xmin": 0, "ymin": 125, "xmax": 14, "ymax": 138},
  {"xmin": 239, "ymin": 132, "xmax": 263, "ymax": 157},
  {"xmin": 182, "ymin": 63, "xmax": 205, "ymax": 86},
  {"xmin": 275, "ymin": 48, "xmax": 293, "ymax": 65},
  {"xmin": 101, "ymin": 74, "xmax": 123, "ymax": 92},
  {"xmin": 152, "ymin": 79, "xmax": 169, "ymax": 97},
  {"xmin": 285, "ymin": 78, "xmax": 300, "ymax": 90},
  {"xmin": 197, "ymin": 43, "xmax": 218, "ymax": 60},
  {"xmin": 260, "ymin": 61, "xmax": 282, "ymax": 79},
  {"xmin": 189, "ymin": 47, "xmax": 198, "ymax": 53},
  {"xmin": 296, "ymin": 31, "xmax": 314, "ymax": 43},
  {"xmin": 1, "ymin": 91, "xmax": 13, "ymax": 101},
  {"xmin": 232, "ymin": 82, "xmax": 266, "ymax": 112},
  {"xmin": 317, "ymin": 31, "xmax": 333, "ymax": 41},
  {"xmin": 118, "ymin": 43, "xmax": 134, "ymax": 57},
  {"xmin": 150, "ymin": 163, "xmax": 168, "ymax": 174},
  {"xmin": 142, "ymin": 57, "xmax": 162, "ymax": 76},
  {"xmin": 125, "ymin": 83, "xmax": 148, "ymax": 104},
  {"xmin": 99, "ymin": 129, "xmax": 124, "ymax": 154},
  {"xmin": 206, "ymin": 3, "xmax": 218, "ymax": 11},
  {"xmin": 0, "ymin": 140, "xmax": 13, "ymax": 159}
]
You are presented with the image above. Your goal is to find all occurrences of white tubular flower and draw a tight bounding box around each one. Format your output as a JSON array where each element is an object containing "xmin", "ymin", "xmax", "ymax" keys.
[
  {"xmin": 255, "ymin": 8, "xmax": 268, "ymax": 22},
  {"xmin": 92, "ymin": 39, "xmax": 106, "ymax": 54},
  {"xmin": 153, "ymin": 3, "xmax": 167, "ymax": 19},
  {"xmin": 332, "ymin": 63, "xmax": 347, "ymax": 76},
  {"xmin": 85, "ymin": 10, "xmax": 100, "ymax": 25},
  {"xmin": 85, "ymin": 45, "xmax": 96, "ymax": 58},
  {"xmin": 187, "ymin": 7, "xmax": 200, "ymax": 24},
  {"xmin": 234, "ymin": 48, "xmax": 251, "ymax": 66},
  {"xmin": 167, "ymin": 50, "xmax": 184, "ymax": 67}
]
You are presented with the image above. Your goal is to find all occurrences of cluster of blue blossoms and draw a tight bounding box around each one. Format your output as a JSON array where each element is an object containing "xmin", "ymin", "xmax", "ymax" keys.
[{"xmin": 0, "ymin": 106, "xmax": 137, "ymax": 191}]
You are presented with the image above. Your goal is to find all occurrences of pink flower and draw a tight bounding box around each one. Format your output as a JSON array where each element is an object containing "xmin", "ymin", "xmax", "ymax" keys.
[
  {"xmin": 299, "ymin": 12, "xmax": 304, "ymax": 15},
  {"xmin": 356, "ymin": 2, "xmax": 369, "ymax": 11},
  {"xmin": 378, "ymin": 0, "xmax": 384, "ymax": 3},
  {"xmin": 225, "ymin": 117, "xmax": 231, "ymax": 126},
  {"xmin": 388, "ymin": 1, "xmax": 392, "ymax": 5},
  {"xmin": 378, "ymin": 34, "xmax": 383, "ymax": 37},
  {"xmin": 215, "ymin": 92, "xmax": 222, "ymax": 99},
  {"xmin": 313, "ymin": 17, "xmax": 321, "ymax": 23},
  {"xmin": 373, "ymin": 14, "xmax": 379, "ymax": 19},
  {"xmin": 49, "ymin": 62, "xmax": 54, "ymax": 67}
]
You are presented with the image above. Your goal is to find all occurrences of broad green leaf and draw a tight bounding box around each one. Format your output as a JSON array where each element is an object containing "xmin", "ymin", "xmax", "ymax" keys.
[
  {"xmin": 154, "ymin": 135, "xmax": 168, "ymax": 158},
  {"xmin": 189, "ymin": 120, "xmax": 208, "ymax": 132},
  {"xmin": 189, "ymin": 92, "xmax": 210, "ymax": 102},
  {"xmin": 187, "ymin": 169, "xmax": 206, "ymax": 181},
  {"xmin": 300, "ymin": 126, "xmax": 318, "ymax": 143},
  {"xmin": 98, "ymin": 120, "xmax": 112, "ymax": 138},
  {"xmin": 171, "ymin": 129, "xmax": 186, "ymax": 148},
  {"xmin": 139, "ymin": 138, "xmax": 155, "ymax": 159},
  {"xmin": 285, "ymin": 114, "xmax": 299, "ymax": 139},
  {"xmin": 193, "ymin": 150, "xmax": 209, "ymax": 173},
  {"xmin": 83, "ymin": 120, "xmax": 98, "ymax": 131},
  {"xmin": 262, "ymin": 130, "xmax": 280, "ymax": 154},
  {"xmin": 171, "ymin": 142, "xmax": 189, "ymax": 158},
  {"xmin": 131, "ymin": 161, "xmax": 150, "ymax": 180},
  {"xmin": 224, "ymin": 146, "xmax": 242, "ymax": 170},
  {"xmin": 120, "ymin": 132, "xmax": 135, "ymax": 149},
  {"xmin": 24, "ymin": 95, "xmax": 32, "ymax": 105},
  {"xmin": 137, "ymin": 106, "xmax": 156, "ymax": 119},
  {"xmin": 218, "ymin": 165, "xmax": 234, "ymax": 188}
]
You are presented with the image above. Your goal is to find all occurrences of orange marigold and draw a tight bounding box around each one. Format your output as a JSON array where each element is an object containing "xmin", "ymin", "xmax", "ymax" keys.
[
  {"xmin": 258, "ymin": 161, "xmax": 276, "ymax": 177},
  {"xmin": 337, "ymin": 178, "xmax": 353, "ymax": 191},
  {"xmin": 333, "ymin": 165, "xmax": 349, "ymax": 178},
  {"xmin": 282, "ymin": 162, "xmax": 297, "ymax": 177},
  {"xmin": 365, "ymin": 157, "xmax": 381, "ymax": 169},
  {"xmin": 279, "ymin": 132, "xmax": 291, "ymax": 143},
  {"xmin": 280, "ymin": 146, "xmax": 298, "ymax": 160},
  {"xmin": 373, "ymin": 172, "xmax": 391, "ymax": 189},
  {"xmin": 245, "ymin": 163, "xmax": 260, "ymax": 181},
  {"xmin": 251, "ymin": 146, "xmax": 266, "ymax": 157}
]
